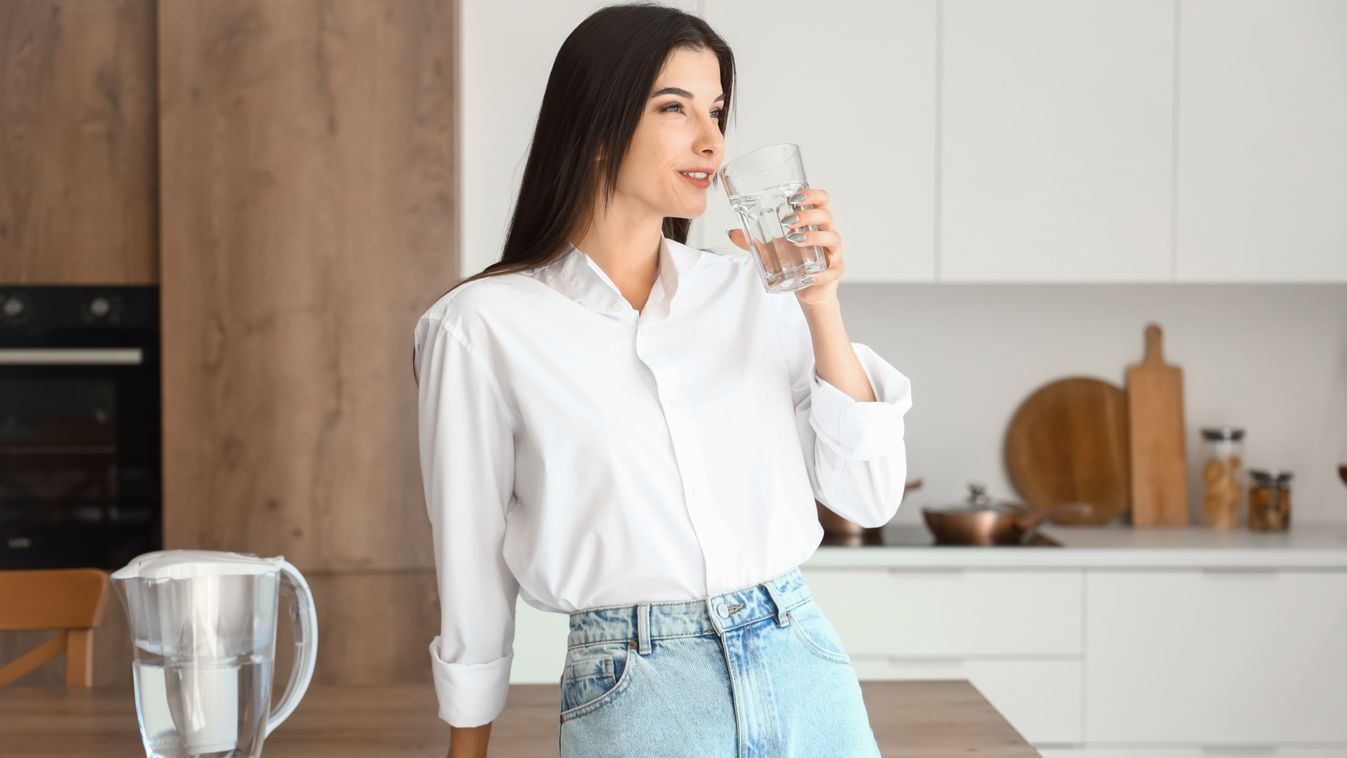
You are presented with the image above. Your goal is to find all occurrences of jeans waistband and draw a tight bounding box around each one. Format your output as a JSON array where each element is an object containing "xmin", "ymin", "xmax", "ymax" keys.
[{"xmin": 565, "ymin": 566, "xmax": 815, "ymax": 654}]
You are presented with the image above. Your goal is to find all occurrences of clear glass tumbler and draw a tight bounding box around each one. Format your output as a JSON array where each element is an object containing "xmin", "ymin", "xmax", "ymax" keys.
[{"xmin": 718, "ymin": 143, "xmax": 828, "ymax": 293}]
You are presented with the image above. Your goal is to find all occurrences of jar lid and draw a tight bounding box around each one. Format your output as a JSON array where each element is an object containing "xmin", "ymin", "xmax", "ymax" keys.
[
  {"xmin": 1201, "ymin": 426, "xmax": 1245, "ymax": 441},
  {"xmin": 1248, "ymin": 468, "xmax": 1293, "ymax": 483}
]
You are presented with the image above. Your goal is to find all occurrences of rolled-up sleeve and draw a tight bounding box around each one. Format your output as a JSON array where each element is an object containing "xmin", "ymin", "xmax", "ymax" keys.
[
  {"xmin": 413, "ymin": 316, "xmax": 520, "ymax": 728},
  {"xmin": 768, "ymin": 293, "xmax": 914, "ymax": 529}
]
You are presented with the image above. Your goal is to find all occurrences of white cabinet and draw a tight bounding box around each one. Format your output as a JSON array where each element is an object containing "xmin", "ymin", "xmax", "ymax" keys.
[
  {"xmin": 1085, "ymin": 569, "xmax": 1347, "ymax": 745},
  {"xmin": 939, "ymin": 0, "xmax": 1175, "ymax": 282},
  {"xmin": 801, "ymin": 566, "xmax": 1084, "ymax": 745},
  {"xmin": 697, "ymin": 0, "xmax": 938, "ymax": 282},
  {"xmin": 802, "ymin": 566, "xmax": 1082, "ymax": 655},
  {"xmin": 855, "ymin": 656, "xmax": 1083, "ymax": 745},
  {"xmin": 510, "ymin": 598, "xmax": 571, "ymax": 682},
  {"xmin": 1175, "ymin": 0, "xmax": 1347, "ymax": 282}
]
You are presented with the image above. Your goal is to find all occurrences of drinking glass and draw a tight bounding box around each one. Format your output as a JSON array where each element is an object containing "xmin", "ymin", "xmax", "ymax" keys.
[{"xmin": 718, "ymin": 143, "xmax": 828, "ymax": 293}]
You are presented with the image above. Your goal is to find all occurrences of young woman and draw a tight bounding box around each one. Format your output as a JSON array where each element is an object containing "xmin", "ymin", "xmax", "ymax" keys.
[{"xmin": 412, "ymin": 4, "xmax": 913, "ymax": 756}]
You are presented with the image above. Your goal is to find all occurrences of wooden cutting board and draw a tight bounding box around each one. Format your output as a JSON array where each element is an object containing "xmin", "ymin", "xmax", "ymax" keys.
[
  {"xmin": 1005, "ymin": 377, "xmax": 1130, "ymax": 525},
  {"xmin": 1125, "ymin": 323, "xmax": 1190, "ymax": 527}
]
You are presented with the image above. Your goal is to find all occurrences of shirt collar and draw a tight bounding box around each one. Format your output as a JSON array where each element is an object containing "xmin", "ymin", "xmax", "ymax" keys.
[{"xmin": 530, "ymin": 233, "xmax": 704, "ymax": 316}]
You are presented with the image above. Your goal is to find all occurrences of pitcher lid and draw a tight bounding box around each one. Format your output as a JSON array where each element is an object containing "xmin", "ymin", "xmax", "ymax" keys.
[{"xmin": 110, "ymin": 550, "xmax": 284, "ymax": 581}]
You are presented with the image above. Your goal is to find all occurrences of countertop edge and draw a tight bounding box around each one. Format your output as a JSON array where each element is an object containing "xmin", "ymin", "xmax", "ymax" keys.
[{"xmin": 803, "ymin": 522, "xmax": 1347, "ymax": 569}]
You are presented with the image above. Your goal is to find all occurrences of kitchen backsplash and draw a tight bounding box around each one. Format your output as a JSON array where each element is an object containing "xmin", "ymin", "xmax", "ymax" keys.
[{"xmin": 833, "ymin": 282, "xmax": 1347, "ymax": 525}]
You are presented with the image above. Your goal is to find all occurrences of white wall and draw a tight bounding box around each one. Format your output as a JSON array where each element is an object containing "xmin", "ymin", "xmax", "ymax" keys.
[{"xmin": 825, "ymin": 281, "xmax": 1347, "ymax": 525}]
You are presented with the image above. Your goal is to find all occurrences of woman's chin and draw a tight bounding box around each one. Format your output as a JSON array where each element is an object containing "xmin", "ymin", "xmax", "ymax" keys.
[{"xmin": 676, "ymin": 198, "xmax": 708, "ymax": 215}]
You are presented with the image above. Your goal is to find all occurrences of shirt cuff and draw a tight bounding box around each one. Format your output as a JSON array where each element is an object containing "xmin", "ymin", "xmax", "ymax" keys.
[
  {"xmin": 808, "ymin": 343, "xmax": 912, "ymax": 461},
  {"xmin": 429, "ymin": 636, "xmax": 514, "ymax": 727}
]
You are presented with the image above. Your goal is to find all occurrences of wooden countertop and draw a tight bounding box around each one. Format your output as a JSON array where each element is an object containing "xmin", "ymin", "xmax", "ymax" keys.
[{"xmin": 0, "ymin": 679, "xmax": 1037, "ymax": 756}]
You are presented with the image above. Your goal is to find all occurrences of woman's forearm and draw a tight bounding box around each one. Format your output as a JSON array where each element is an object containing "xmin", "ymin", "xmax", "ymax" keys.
[{"xmin": 448, "ymin": 722, "xmax": 493, "ymax": 758}]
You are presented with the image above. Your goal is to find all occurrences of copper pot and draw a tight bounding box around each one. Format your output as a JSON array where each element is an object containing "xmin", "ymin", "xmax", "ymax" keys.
[
  {"xmin": 817, "ymin": 478, "xmax": 923, "ymax": 538},
  {"xmin": 921, "ymin": 482, "xmax": 1094, "ymax": 546}
]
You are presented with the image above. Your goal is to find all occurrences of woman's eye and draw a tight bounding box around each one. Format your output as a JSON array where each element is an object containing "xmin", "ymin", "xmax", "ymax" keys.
[{"xmin": 661, "ymin": 102, "xmax": 723, "ymax": 118}]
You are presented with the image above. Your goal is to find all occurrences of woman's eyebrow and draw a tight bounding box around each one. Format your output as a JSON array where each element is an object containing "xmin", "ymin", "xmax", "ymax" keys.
[{"xmin": 650, "ymin": 86, "xmax": 726, "ymax": 103}]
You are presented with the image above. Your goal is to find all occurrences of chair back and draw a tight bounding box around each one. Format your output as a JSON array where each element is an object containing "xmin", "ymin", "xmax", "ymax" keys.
[{"xmin": 0, "ymin": 568, "xmax": 110, "ymax": 687}]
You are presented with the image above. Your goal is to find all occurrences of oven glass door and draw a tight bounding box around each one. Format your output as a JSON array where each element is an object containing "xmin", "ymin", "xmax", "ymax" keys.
[{"xmin": 0, "ymin": 343, "xmax": 161, "ymax": 569}]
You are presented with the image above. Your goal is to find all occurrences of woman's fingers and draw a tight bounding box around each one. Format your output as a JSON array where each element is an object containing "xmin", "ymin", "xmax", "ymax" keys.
[
  {"xmin": 726, "ymin": 228, "xmax": 752, "ymax": 250},
  {"xmin": 781, "ymin": 206, "xmax": 832, "ymax": 231},
  {"xmin": 789, "ymin": 187, "xmax": 830, "ymax": 209},
  {"xmin": 784, "ymin": 228, "xmax": 842, "ymax": 249}
]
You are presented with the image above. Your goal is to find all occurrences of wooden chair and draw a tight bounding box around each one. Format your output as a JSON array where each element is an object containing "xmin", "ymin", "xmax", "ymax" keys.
[{"xmin": 0, "ymin": 568, "xmax": 110, "ymax": 687}]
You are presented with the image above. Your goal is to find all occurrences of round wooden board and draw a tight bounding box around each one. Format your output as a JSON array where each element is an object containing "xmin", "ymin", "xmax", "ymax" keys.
[{"xmin": 1004, "ymin": 377, "xmax": 1130, "ymax": 525}]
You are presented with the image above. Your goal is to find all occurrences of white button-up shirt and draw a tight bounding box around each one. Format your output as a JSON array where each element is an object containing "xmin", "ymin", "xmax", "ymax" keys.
[{"xmin": 412, "ymin": 233, "xmax": 913, "ymax": 727}]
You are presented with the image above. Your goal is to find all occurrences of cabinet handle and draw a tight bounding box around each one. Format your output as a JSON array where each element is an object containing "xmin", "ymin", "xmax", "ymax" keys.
[
  {"xmin": 885, "ymin": 655, "xmax": 967, "ymax": 664},
  {"xmin": 0, "ymin": 347, "xmax": 143, "ymax": 365}
]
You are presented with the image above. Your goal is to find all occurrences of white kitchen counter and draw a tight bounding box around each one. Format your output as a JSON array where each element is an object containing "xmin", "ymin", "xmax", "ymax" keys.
[{"xmin": 802, "ymin": 521, "xmax": 1347, "ymax": 569}]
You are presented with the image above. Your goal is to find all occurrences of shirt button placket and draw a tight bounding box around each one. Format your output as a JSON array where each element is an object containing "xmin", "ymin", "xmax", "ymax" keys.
[{"xmin": 657, "ymin": 371, "xmax": 717, "ymax": 591}]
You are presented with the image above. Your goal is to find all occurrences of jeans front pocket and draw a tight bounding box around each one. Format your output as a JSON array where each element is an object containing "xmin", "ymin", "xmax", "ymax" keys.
[
  {"xmin": 559, "ymin": 639, "xmax": 639, "ymax": 722},
  {"xmin": 787, "ymin": 599, "xmax": 853, "ymax": 664}
]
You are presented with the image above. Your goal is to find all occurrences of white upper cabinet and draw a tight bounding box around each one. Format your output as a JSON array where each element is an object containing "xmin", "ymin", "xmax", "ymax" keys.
[
  {"xmin": 698, "ymin": 0, "xmax": 938, "ymax": 282},
  {"xmin": 1175, "ymin": 0, "xmax": 1347, "ymax": 282},
  {"xmin": 939, "ymin": 0, "xmax": 1176, "ymax": 282}
]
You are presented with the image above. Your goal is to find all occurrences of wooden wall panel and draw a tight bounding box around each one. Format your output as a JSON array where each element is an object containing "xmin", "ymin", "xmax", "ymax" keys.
[
  {"xmin": 0, "ymin": 0, "xmax": 158, "ymax": 284},
  {"xmin": 276, "ymin": 571, "xmax": 441, "ymax": 686},
  {"xmin": 159, "ymin": 0, "xmax": 458, "ymax": 575}
]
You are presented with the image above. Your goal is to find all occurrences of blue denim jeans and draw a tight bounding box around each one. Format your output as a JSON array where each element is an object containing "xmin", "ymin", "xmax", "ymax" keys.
[{"xmin": 557, "ymin": 566, "xmax": 882, "ymax": 757}]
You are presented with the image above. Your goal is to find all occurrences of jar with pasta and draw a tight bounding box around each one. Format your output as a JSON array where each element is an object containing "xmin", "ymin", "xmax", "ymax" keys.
[
  {"xmin": 1248, "ymin": 469, "xmax": 1292, "ymax": 531},
  {"xmin": 1198, "ymin": 427, "xmax": 1245, "ymax": 529}
]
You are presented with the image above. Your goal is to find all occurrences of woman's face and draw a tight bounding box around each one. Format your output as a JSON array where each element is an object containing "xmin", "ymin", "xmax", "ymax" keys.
[{"xmin": 610, "ymin": 47, "xmax": 725, "ymax": 221}]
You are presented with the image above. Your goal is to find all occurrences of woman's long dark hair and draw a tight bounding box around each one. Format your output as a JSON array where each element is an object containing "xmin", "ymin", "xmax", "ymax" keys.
[{"xmin": 414, "ymin": 3, "xmax": 736, "ymax": 382}]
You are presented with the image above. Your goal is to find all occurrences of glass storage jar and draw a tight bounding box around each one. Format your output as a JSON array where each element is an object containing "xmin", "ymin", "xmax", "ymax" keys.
[
  {"xmin": 1198, "ymin": 426, "xmax": 1245, "ymax": 529},
  {"xmin": 1248, "ymin": 469, "xmax": 1292, "ymax": 531}
]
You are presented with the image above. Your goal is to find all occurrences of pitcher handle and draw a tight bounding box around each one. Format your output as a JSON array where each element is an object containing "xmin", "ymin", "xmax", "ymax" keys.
[{"xmin": 265, "ymin": 558, "xmax": 319, "ymax": 738}]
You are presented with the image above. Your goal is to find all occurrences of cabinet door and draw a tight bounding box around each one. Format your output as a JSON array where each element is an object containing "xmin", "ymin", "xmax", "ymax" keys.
[
  {"xmin": 1176, "ymin": 0, "xmax": 1347, "ymax": 282},
  {"xmin": 510, "ymin": 597, "xmax": 572, "ymax": 683},
  {"xmin": 698, "ymin": 0, "xmax": 938, "ymax": 282},
  {"xmin": 940, "ymin": 0, "xmax": 1175, "ymax": 282},
  {"xmin": 1085, "ymin": 569, "xmax": 1347, "ymax": 744},
  {"xmin": 801, "ymin": 567, "xmax": 1083, "ymax": 656},
  {"xmin": 854, "ymin": 656, "xmax": 1082, "ymax": 745}
]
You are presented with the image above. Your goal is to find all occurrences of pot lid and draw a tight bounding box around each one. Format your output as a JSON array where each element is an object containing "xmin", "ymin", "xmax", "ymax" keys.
[{"xmin": 926, "ymin": 482, "xmax": 1025, "ymax": 513}]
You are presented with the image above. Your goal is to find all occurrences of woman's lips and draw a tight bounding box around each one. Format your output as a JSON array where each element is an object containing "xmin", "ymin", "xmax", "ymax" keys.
[{"xmin": 678, "ymin": 171, "xmax": 711, "ymax": 189}]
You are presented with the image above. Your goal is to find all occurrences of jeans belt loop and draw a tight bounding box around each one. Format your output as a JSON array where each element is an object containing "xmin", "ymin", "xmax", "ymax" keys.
[
  {"xmin": 636, "ymin": 602, "xmax": 652, "ymax": 655},
  {"xmin": 761, "ymin": 577, "xmax": 791, "ymax": 627}
]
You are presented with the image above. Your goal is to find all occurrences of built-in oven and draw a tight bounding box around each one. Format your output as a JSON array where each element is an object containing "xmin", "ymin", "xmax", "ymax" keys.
[{"xmin": 0, "ymin": 285, "xmax": 161, "ymax": 569}]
